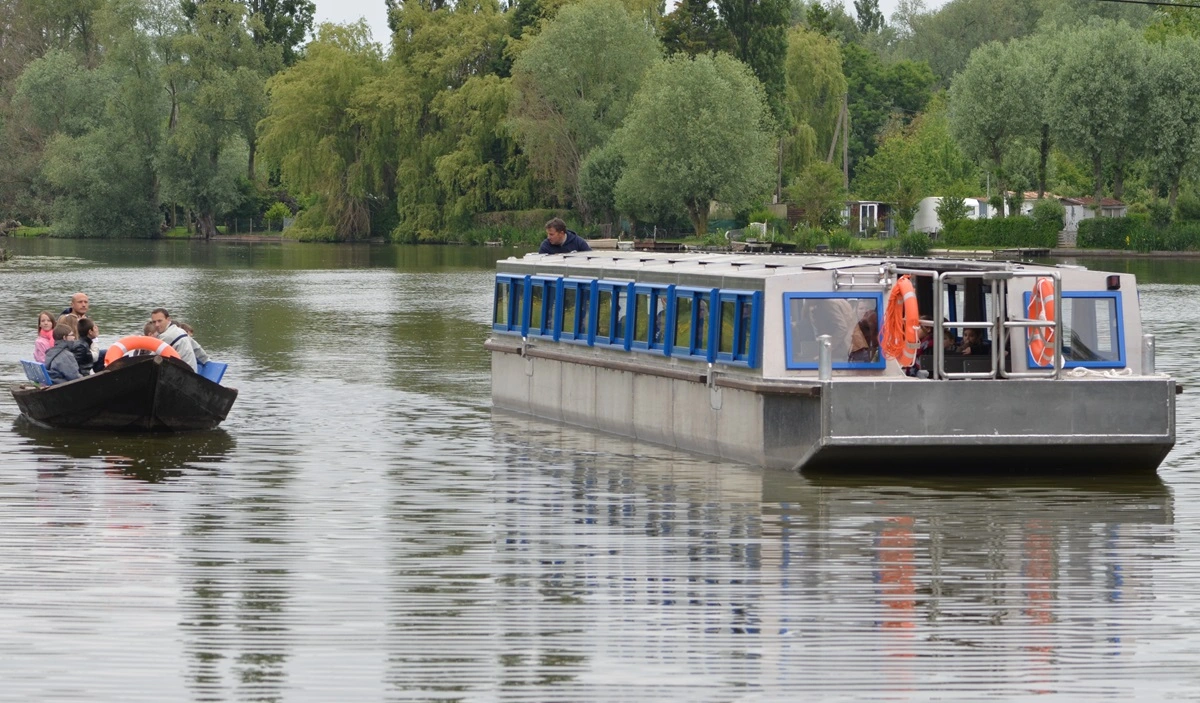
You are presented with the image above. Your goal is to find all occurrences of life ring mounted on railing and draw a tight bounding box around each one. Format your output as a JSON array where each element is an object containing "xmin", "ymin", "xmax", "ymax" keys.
[
  {"xmin": 1026, "ymin": 277, "xmax": 1057, "ymax": 367},
  {"xmin": 882, "ymin": 275, "xmax": 921, "ymax": 366},
  {"xmin": 104, "ymin": 335, "xmax": 181, "ymax": 366}
]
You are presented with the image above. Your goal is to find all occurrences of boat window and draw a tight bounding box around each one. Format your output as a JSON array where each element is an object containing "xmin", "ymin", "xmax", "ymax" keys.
[
  {"xmin": 493, "ymin": 274, "xmax": 529, "ymax": 334},
  {"xmin": 526, "ymin": 276, "xmax": 559, "ymax": 338},
  {"xmin": 716, "ymin": 290, "xmax": 761, "ymax": 368},
  {"xmin": 593, "ymin": 280, "xmax": 632, "ymax": 349},
  {"xmin": 671, "ymin": 287, "xmax": 716, "ymax": 360},
  {"xmin": 783, "ymin": 292, "xmax": 886, "ymax": 370},
  {"xmin": 558, "ymin": 278, "xmax": 594, "ymax": 343},
  {"xmin": 631, "ymin": 284, "xmax": 672, "ymax": 354},
  {"xmin": 1025, "ymin": 291, "xmax": 1125, "ymax": 369}
]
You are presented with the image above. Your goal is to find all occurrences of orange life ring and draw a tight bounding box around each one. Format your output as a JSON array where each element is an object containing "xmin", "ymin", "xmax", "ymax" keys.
[
  {"xmin": 882, "ymin": 275, "xmax": 921, "ymax": 366},
  {"xmin": 1026, "ymin": 277, "xmax": 1057, "ymax": 366},
  {"xmin": 104, "ymin": 335, "xmax": 182, "ymax": 366}
]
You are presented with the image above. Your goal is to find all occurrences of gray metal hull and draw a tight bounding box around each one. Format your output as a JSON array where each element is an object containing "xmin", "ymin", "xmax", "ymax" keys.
[{"xmin": 491, "ymin": 346, "xmax": 1175, "ymax": 473}]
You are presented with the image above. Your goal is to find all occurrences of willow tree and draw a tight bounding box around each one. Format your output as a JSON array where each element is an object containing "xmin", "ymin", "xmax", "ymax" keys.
[
  {"xmin": 613, "ymin": 53, "xmax": 774, "ymax": 237},
  {"xmin": 508, "ymin": 0, "xmax": 660, "ymax": 214},
  {"xmin": 1146, "ymin": 35, "xmax": 1200, "ymax": 206},
  {"xmin": 783, "ymin": 27, "xmax": 845, "ymax": 182},
  {"xmin": 258, "ymin": 21, "xmax": 390, "ymax": 239}
]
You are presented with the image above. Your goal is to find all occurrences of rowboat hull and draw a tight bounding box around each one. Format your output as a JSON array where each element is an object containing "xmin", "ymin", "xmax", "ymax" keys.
[{"xmin": 10, "ymin": 354, "xmax": 237, "ymax": 431}]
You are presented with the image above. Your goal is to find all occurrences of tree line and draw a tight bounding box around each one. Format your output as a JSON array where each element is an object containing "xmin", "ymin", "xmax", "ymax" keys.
[{"xmin": 0, "ymin": 0, "xmax": 1194, "ymax": 241}]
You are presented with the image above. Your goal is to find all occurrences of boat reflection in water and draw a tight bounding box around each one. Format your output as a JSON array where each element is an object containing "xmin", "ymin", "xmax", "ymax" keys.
[
  {"xmin": 13, "ymin": 416, "xmax": 236, "ymax": 483},
  {"xmin": 489, "ymin": 410, "xmax": 1173, "ymax": 695}
]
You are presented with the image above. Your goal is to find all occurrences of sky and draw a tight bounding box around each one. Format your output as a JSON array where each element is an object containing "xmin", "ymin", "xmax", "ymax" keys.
[{"xmin": 311, "ymin": 0, "xmax": 950, "ymax": 46}]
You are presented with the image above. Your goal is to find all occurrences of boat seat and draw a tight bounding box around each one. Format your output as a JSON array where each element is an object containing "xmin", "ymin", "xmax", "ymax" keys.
[
  {"xmin": 196, "ymin": 361, "xmax": 227, "ymax": 384},
  {"xmin": 20, "ymin": 360, "xmax": 53, "ymax": 386}
]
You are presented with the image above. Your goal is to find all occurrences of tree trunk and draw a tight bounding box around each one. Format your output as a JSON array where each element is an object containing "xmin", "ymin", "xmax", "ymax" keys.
[
  {"xmin": 1037, "ymin": 123, "xmax": 1049, "ymax": 199},
  {"xmin": 1170, "ymin": 177, "xmax": 1181, "ymax": 209},
  {"xmin": 1113, "ymin": 150, "xmax": 1125, "ymax": 201},
  {"xmin": 196, "ymin": 211, "xmax": 218, "ymax": 240},
  {"xmin": 247, "ymin": 132, "xmax": 257, "ymax": 181},
  {"xmin": 689, "ymin": 202, "xmax": 708, "ymax": 240},
  {"xmin": 1092, "ymin": 154, "xmax": 1103, "ymax": 206}
]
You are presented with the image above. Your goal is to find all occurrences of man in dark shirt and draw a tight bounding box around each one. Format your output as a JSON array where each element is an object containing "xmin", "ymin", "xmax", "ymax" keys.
[{"xmin": 539, "ymin": 217, "xmax": 591, "ymax": 255}]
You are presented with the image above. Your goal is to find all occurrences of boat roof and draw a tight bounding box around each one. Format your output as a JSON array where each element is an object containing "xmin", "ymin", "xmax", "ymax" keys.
[{"xmin": 496, "ymin": 251, "xmax": 1075, "ymax": 285}]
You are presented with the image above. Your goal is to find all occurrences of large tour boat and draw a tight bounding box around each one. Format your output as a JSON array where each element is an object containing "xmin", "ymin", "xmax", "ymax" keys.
[{"xmin": 486, "ymin": 250, "xmax": 1177, "ymax": 472}]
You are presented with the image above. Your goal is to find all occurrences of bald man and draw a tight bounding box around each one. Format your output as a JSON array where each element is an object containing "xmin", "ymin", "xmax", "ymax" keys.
[{"xmin": 61, "ymin": 292, "xmax": 90, "ymax": 319}]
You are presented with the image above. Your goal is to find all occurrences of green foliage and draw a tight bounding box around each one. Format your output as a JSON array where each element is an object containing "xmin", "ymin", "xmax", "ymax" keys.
[
  {"xmin": 842, "ymin": 42, "xmax": 935, "ymax": 181},
  {"xmin": 789, "ymin": 223, "xmax": 825, "ymax": 251},
  {"xmin": 1148, "ymin": 200, "xmax": 1173, "ymax": 228},
  {"xmin": 787, "ymin": 161, "xmax": 847, "ymax": 229},
  {"xmin": 264, "ymin": 201, "xmax": 291, "ymax": 223},
  {"xmin": 1176, "ymin": 192, "xmax": 1200, "ymax": 222},
  {"xmin": 718, "ymin": 0, "xmax": 790, "ymax": 125},
  {"xmin": 509, "ymin": 0, "xmax": 660, "ymax": 211},
  {"xmin": 854, "ymin": 0, "xmax": 884, "ymax": 34},
  {"xmin": 1030, "ymin": 198, "xmax": 1065, "ymax": 230},
  {"xmin": 898, "ymin": 231, "xmax": 931, "ymax": 256},
  {"xmin": 613, "ymin": 53, "xmax": 775, "ymax": 237},
  {"xmin": 827, "ymin": 229, "xmax": 855, "ymax": 252},
  {"xmin": 935, "ymin": 195, "xmax": 969, "ymax": 229},
  {"xmin": 783, "ymin": 28, "xmax": 846, "ymax": 180},
  {"xmin": 660, "ymin": 0, "xmax": 736, "ymax": 56},
  {"xmin": 854, "ymin": 94, "xmax": 979, "ymax": 211},
  {"xmin": 43, "ymin": 128, "xmax": 162, "ymax": 237},
  {"xmin": 1145, "ymin": 36, "xmax": 1200, "ymax": 204},
  {"xmin": 1077, "ymin": 215, "xmax": 1200, "ymax": 251},
  {"xmin": 941, "ymin": 218, "xmax": 1058, "ymax": 247},
  {"xmin": 578, "ymin": 142, "xmax": 624, "ymax": 225}
]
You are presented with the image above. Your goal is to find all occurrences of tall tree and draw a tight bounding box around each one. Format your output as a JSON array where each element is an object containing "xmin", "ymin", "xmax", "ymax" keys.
[
  {"xmin": 782, "ymin": 27, "xmax": 845, "ymax": 181},
  {"xmin": 842, "ymin": 42, "xmax": 933, "ymax": 182},
  {"xmin": 853, "ymin": 0, "xmax": 883, "ymax": 34},
  {"xmin": 1145, "ymin": 36, "xmax": 1200, "ymax": 206},
  {"xmin": 716, "ymin": 0, "xmax": 789, "ymax": 125},
  {"xmin": 613, "ymin": 53, "xmax": 774, "ymax": 237},
  {"xmin": 947, "ymin": 40, "xmax": 1032, "ymax": 201},
  {"xmin": 660, "ymin": 0, "xmax": 735, "ymax": 57},
  {"xmin": 1048, "ymin": 21, "xmax": 1148, "ymax": 203},
  {"xmin": 258, "ymin": 22, "xmax": 389, "ymax": 239},
  {"xmin": 508, "ymin": 0, "xmax": 660, "ymax": 215},
  {"xmin": 242, "ymin": 0, "xmax": 315, "ymax": 65}
]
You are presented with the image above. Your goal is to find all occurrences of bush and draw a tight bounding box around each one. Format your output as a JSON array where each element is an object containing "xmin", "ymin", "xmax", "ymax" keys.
[
  {"xmin": 1077, "ymin": 216, "xmax": 1200, "ymax": 251},
  {"xmin": 898, "ymin": 231, "xmax": 930, "ymax": 256},
  {"xmin": 1030, "ymin": 198, "xmax": 1065, "ymax": 231},
  {"xmin": 1176, "ymin": 193, "xmax": 1200, "ymax": 222},
  {"xmin": 827, "ymin": 229, "xmax": 855, "ymax": 253},
  {"xmin": 941, "ymin": 218, "xmax": 1059, "ymax": 248},
  {"xmin": 1148, "ymin": 200, "xmax": 1173, "ymax": 228},
  {"xmin": 790, "ymin": 224, "xmax": 825, "ymax": 251}
]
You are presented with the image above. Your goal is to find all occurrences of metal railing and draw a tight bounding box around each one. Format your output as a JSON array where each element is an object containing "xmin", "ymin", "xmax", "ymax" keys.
[{"xmin": 885, "ymin": 265, "xmax": 1063, "ymax": 381}]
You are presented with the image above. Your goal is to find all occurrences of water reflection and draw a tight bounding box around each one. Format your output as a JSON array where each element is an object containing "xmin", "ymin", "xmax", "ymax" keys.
[
  {"xmin": 491, "ymin": 411, "xmax": 1176, "ymax": 696},
  {"xmin": 13, "ymin": 417, "xmax": 235, "ymax": 482}
]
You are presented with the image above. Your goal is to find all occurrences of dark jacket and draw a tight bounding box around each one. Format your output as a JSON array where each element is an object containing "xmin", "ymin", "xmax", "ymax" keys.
[
  {"xmin": 80, "ymin": 337, "xmax": 105, "ymax": 373},
  {"xmin": 44, "ymin": 341, "xmax": 82, "ymax": 384},
  {"xmin": 539, "ymin": 230, "xmax": 592, "ymax": 255},
  {"xmin": 69, "ymin": 340, "xmax": 95, "ymax": 376}
]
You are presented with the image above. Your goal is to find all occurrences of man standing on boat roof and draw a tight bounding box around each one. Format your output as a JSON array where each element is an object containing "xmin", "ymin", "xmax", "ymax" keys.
[
  {"xmin": 150, "ymin": 307, "xmax": 198, "ymax": 371},
  {"xmin": 539, "ymin": 217, "xmax": 591, "ymax": 255}
]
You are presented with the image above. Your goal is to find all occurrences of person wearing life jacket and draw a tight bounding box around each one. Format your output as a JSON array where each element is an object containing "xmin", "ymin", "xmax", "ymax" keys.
[{"xmin": 150, "ymin": 307, "xmax": 198, "ymax": 371}]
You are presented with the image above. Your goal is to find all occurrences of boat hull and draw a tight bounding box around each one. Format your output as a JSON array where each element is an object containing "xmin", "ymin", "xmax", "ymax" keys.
[
  {"xmin": 490, "ymin": 344, "xmax": 1176, "ymax": 472},
  {"xmin": 10, "ymin": 355, "xmax": 237, "ymax": 431}
]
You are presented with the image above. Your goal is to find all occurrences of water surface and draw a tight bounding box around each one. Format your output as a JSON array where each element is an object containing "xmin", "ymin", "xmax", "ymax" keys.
[{"xmin": 1, "ymin": 239, "xmax": 1198, "ymax": 701}]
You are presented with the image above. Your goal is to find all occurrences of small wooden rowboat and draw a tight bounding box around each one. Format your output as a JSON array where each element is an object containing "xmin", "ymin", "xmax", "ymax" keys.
[{"xmin": 11, "ymin": 354, "xmax": 237, "ymax": 431}]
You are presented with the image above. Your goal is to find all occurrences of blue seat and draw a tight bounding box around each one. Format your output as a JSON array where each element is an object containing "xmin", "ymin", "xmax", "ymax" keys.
[
  {"xmin": 20, "ymin": 360, "xmax": 53, "ymax": 386},
  {"xmin": 196, "ymin": 361, "xmax": 227, "ymax": 384}
]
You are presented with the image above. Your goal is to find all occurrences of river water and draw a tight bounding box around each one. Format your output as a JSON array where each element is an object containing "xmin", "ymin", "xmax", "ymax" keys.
[{"xmin": 1, "ymin": 240, "xmax": 1198, "ymax": 701}]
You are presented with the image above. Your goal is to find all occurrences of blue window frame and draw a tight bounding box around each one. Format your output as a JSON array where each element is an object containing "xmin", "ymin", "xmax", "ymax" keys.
[
  {"xmin": 527, "ymin": 275, "xmax": 561, "ymax": 339},
  {"xmin": 493, "ymin": 274, "xmax": 530, "ymax": 335},
  {"xmin": 557, "ymin": 278, "xmax": 596, "ymax": 344},
  {"xmin": 671, "ymin": 287, "xmax": 717, "ymax": 361},
  {"xmin": 782, "ymin": 292, "xmax": 886, "ymax": 370},
  {"xmin": 1023, "ymin": 290, "xmax": 1125, "ymax": 369},
  {"xmin": 715, "ymin": 290, "xmax": 762, "ymax": 368},
  {"xmin": 595, "ymin": 280, "xmax": 634, "ymax": 350},
  {"xmin": 630, "ymin": 283, "xmax": 673, "ymax": 355}
]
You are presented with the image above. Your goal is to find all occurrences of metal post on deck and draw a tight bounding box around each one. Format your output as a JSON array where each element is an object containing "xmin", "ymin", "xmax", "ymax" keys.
[
  {"xmin": 818, "ymin": 335, "xmax": 832, "ymax": 381},
  {"xmin": 1143, "ymin": 334, "xmax": 1156, "ymax": 375}
]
